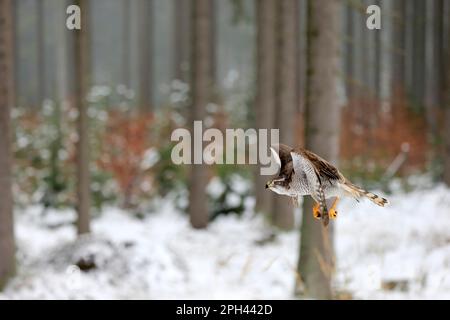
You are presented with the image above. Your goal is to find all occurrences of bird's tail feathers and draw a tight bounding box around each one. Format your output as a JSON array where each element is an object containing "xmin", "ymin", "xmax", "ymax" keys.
[{"xmin": 341, "ymin": 181, "xmax": 389, "ymax": 207}]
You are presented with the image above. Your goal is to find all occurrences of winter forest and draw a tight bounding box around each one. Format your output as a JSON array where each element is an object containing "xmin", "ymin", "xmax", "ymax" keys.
[{"xmin": 0, "ymin": 0, "xmax": 450, "ymax": 300}]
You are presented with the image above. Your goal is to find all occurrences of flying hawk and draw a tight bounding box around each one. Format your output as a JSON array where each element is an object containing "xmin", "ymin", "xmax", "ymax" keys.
[{"xmin": 265, "ymin": 144, "xmax": 389, "ymax": 226}]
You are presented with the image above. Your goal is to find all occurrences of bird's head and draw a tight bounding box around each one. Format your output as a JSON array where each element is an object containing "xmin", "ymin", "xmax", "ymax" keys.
[
  {"xmin": 265, "ymin": 177, "xmax": 290, "ymax": 195},
  {"xmin": 265, "ymin": 144, "xmax": 294, "ymax": 196}
]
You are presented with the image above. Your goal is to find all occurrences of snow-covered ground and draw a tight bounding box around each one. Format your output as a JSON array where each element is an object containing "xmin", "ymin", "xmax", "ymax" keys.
[{"xmin": 1, "ymin": 184, "xmax": 450, "ymax": 300}]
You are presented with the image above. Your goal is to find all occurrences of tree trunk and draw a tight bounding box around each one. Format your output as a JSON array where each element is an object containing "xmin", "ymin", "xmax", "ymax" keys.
[
  {"xmin": 173, "ymin": 0, "xmax": 191, "ymax": 82},
  {"xmin": 296, "ymin": 0, "xmax": 341, "ymax": 299},
  {"xmin": 404, "ymin": 0, "xmax": 414, "ymax": 99},
  {"xmin": 345, "ymin": 3, "xmax": 354, "ymax": 101},
  {"xmin": 57, "ymin": 0, "xmax": 71, "ymax": 104},
  {"xmin": 392, "ymin": 0, "xmax": 406, "ymax": 94},
  {"xmin": 74, "ymin": 0, "xmax": 91, "ymax": 235},
  {"xmin": 36, "ymin": 0, "xmax": 45, "ymax": 108},
  {"xmin": 443, "ymin": 0, "xmax": 450, "ymax": 186},
  {"xmin": 138, "ymin": 0, "xmax": 153, "ymax": 113},
  {"xmin": 272, "ymin": 0, "xmax": 298, "ymax": 230},
  {"xmin": 0, "ymin": 0, "xmax": 16, "ymax": 290},
  {"xmin": 122, "ymin": 0, "xmax": 131, "ymax": 88},
  {"xmin": 411, "ymin": 0, "xmax": 426, "ymax": 109},
  {"xmin": 188, "ymin": 0, "xmax": 213, "ymax": 229},
  {"xmin": 254, "ymin": 0, "xmax": 276, "ymax": 219},
  {"xmin": 379, "ymin": 0, "xmax": 392, "ymax": 109},
  {"xmin": 425, "ymin": 0, "xmax": 443, "ymax": 145}
]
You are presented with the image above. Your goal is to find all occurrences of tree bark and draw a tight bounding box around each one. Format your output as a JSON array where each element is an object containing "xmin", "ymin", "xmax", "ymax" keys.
[
  {"xmin": 404, "ymin": 0, "xmax": 414, "ymax": 98},
  {"xmin": 0, "ymin": 0, "xmax": 16, "ymax": 290},
  {"xmin": 74, "ymin": 0, "xmax": 91, "ymax": 235},
  {"xmin": 57, "ymin": 0, "xmax": 71, "ymax": 104},
  {"xmin": 188, "ymin": 0, "xmax": 214, "ymax": 229},
  {"xmin": 392, "ymin": 0, "xmax": 406, "ymax": 93},
  {"xmin": 138, "ymin": 0, "xmax": 153, "ymax": 113},
  {"xmin": 36, "ymin": 0, "xmax": 45, "ymax": 108},
  {"xmin": 122, "ymin": 0, "xmax": 131, "ymax": 88},
  {"xmin": 379, "ymin": 0, "xmax": 392, "ymax": 107},
  {"xmin": 425, "ymin": 0, "xmax": 443, "ymax": 144},
  {"xmin": 443, "ymin": 0, "xmax": 450, "ymax": 186},
  {"xmin": 272, "ymin": 0, "xmax": 298, "ymax": 230},
  {"xmin": 411, "ymin": 0, "xmax": 426, "ymax": 108},
  {"xmin": 254, "ymin": 0, "xmax": 276, "ymax": 220},
  {"xmin": 173, "ymin": 0, "xmax": 191, "ymax": 82},
  {"xmin": 296, "ymin": 0, "xmax": 341, "ymax": 299},
  {"xmin": 345, "ymin": 2, "xmax": 354, "ymax": 101}
]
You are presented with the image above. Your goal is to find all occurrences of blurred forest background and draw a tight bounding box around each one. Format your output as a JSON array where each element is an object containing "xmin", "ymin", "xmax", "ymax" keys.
[{"xmin": 1, "ymin": 0, "xmax": 450, "ymax": 299}]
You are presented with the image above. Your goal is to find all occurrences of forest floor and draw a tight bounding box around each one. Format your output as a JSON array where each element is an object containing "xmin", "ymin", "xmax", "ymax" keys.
[{"xmin": 1, "ymin": 179, "xmax": 450, "ymax": 299}]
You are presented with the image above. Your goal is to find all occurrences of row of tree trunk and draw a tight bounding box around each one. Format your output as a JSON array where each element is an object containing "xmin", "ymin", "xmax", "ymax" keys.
[
  {"xmin": 254, "ymin": 0, "xmax": 298, "ymax": 230},
  {"xmin": 0, "ymin": 0, "xmax": 16, "ymax": 290}
]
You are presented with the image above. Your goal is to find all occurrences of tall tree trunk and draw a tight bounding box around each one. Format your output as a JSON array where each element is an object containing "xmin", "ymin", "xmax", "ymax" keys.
[
  {"xmin": 296, "ymin": 0, "xmax": 341, "ymax": 299},
  {"xmin": 379, "ymin": 0, "xmax": 392, "ymax": 111},
  {"xmin": 173, "ymin": 0, "xmax": 191, "ymax": 82},
  {"xmin": 425, "ymin": 0, "xmax": 443, "ymax": 145},
  {"xmin": 74, "ymin": 0, "xmax": 91, "ymax": 235},
  {"xmin": 138, "ymin": 0, "xmax": 153, "ymax": 113},
  {"xmin": 188, "ymin": 0, "xmax": 213, "ymax": 229},
  {"xmin": 411, "ymin": 0, "xmax": 426, "ymax": 109},
  {"xmin": 404, "ymin": 0, "xmax": 414, "ymax": 100},
  {"xmin": 254, "ymin": 0, "xmax": 276, "ymax": 219},
  {"xmin": 57, "ymin": 0, "xmax": 71, "ymax": 104},
  {"xmin": 122, "ymin": 0, "xmax": 131, "ymax": 88},
  {"xmin": 272, "ymin": 0, "xmax": 298, "ymax": 230},
  {"xmin": 298, "ymin": 0, "xmax": 307, "ymax": 115},
  {"xmin": 36, "ymin": 0, "xmax": 45, "ymax": 108},
  {"xmin": 392, "ymin": 0, "xmax": 406, "ymax": 94},
  {"xmin": 0, "ymin": 0, "xmax": 15, "ymax": 290},
  {"xmin": 443, "ymin": 0, "xmax": 450, "ymax": 186},
  {"xmin": 345, "ymin": 2, "xmax": 354, "ymax": 101}
]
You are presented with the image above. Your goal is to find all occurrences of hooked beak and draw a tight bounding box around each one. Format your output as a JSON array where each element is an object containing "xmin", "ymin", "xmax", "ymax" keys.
[{"xmin": 265, "ymin": 181, "xmax": 273, "ymax": 189}]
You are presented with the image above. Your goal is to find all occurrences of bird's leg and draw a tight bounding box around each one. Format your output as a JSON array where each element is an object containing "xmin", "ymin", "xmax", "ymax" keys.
[
  {"xmin": 312, "ymin": 202, "xmax": 321, "ymax": 219},
  {"xmin": 328, "ymin": 197, "xmax": 339, "ymax": 219}
]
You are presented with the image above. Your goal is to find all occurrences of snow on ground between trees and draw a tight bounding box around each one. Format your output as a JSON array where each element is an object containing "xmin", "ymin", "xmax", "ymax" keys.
[{"xmin": 1, "ymin": 185, "xmax": 450, "ymax": 299}]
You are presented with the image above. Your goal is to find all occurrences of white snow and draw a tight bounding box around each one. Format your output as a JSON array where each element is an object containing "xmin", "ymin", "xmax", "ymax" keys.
[{"xmin": 1, "ymin": 184, "xmax": 450, "ymax": 300}]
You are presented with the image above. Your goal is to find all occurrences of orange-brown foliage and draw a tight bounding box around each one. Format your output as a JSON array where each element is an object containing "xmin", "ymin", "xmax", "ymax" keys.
[
  {"xmin": 97, "ymin": 110, "xmax": 154, "ymax": 207},
  {"xmin": 340, "ymin": 90, "xmax": 429, "ymax": 176}
]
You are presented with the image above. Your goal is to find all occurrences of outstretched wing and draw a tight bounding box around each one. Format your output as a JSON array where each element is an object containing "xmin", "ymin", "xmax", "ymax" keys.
[{"xmin": 292, "ymin": 148, "xmax": 342, "ymax": 183}]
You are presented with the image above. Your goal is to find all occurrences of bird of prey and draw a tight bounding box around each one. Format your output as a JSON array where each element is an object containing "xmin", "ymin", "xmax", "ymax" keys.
[{"xmin": 265, "ymin": 144, "xmax": 389, "ymax": 226}]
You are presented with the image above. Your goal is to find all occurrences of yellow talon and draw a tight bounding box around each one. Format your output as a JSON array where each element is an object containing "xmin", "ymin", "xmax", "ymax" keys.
[
  {"xmin": 312, "ymin": 202, "xmax": 321, "ymax": 219},
  {"xmin": 328, "ymin": 208, "xmax": 338, "ymax": 219},
  {"xmin": 328, "ymin": 197, "xmax": 339, "ymax": 220}
]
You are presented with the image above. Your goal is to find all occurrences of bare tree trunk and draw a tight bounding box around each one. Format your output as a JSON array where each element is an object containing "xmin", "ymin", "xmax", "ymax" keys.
[
  {"xmin": 298, "ymin": 0, "xmax": 307, "ymax": 114},
  {"xmin": 36, "ymin": 0, "xmax": 45, "ymax": 108},
  {"xmin": 138, "ymin": 0, "xmax": 153, "ymax": 113},
  {"xmin": 425, "ymin": 0, "xmax": 443, "ymax": 144},
  {"xmin": 392, "ymin": 0, "xmax": 406, "ymax": 93},
  {"xmin": 379, "ymin": 0, "xmax": 392, "ymax": 110},
  {"xmin": 345, "ymin": 2, "xmax": 354, "ymax": 101},
  {"xmin": 0, "ymin": 0, "xmax": 15, "ymax": 290},
  {"xmin": 405, "ymin": 0, "xmax": 414, "ymax": 99},
  {"xmin": 443, "ymin": 0, "xmax": 450, "ymax": 186},
  {"xmin": 411, "ymin": 0, "xmax": 426, "ymax": 108},
  {"xmin": 209, "ymin": 0, "xmax": 217, "ymax": 85},
  {"xmin": 173, "ymin": 0, "xmax": 191, "ymax": 82},
  {"xmin": 254, "ymin": 0, "xmax": 276, "ymax": 219},
  {"xmin": 57, "ymin": 0, "xmax": 71, "ymax": 104},
  {"xmin": 188, "ymin": 0, "xmax": 213, "ymax": 229},
  {"xmin": 272, "ymin": 0, "xmax": 298, "ymax": 230},
  {"xmin": 296, "ymin": 0, "xmax": 341, "ymax": 299},
  {"xmin": 74, "ymin": 0, "xmax": 91, "ymax": 235},
  {"xmin": 122, "ymin": 0, "xmax": 131, "ymax": 88}
]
